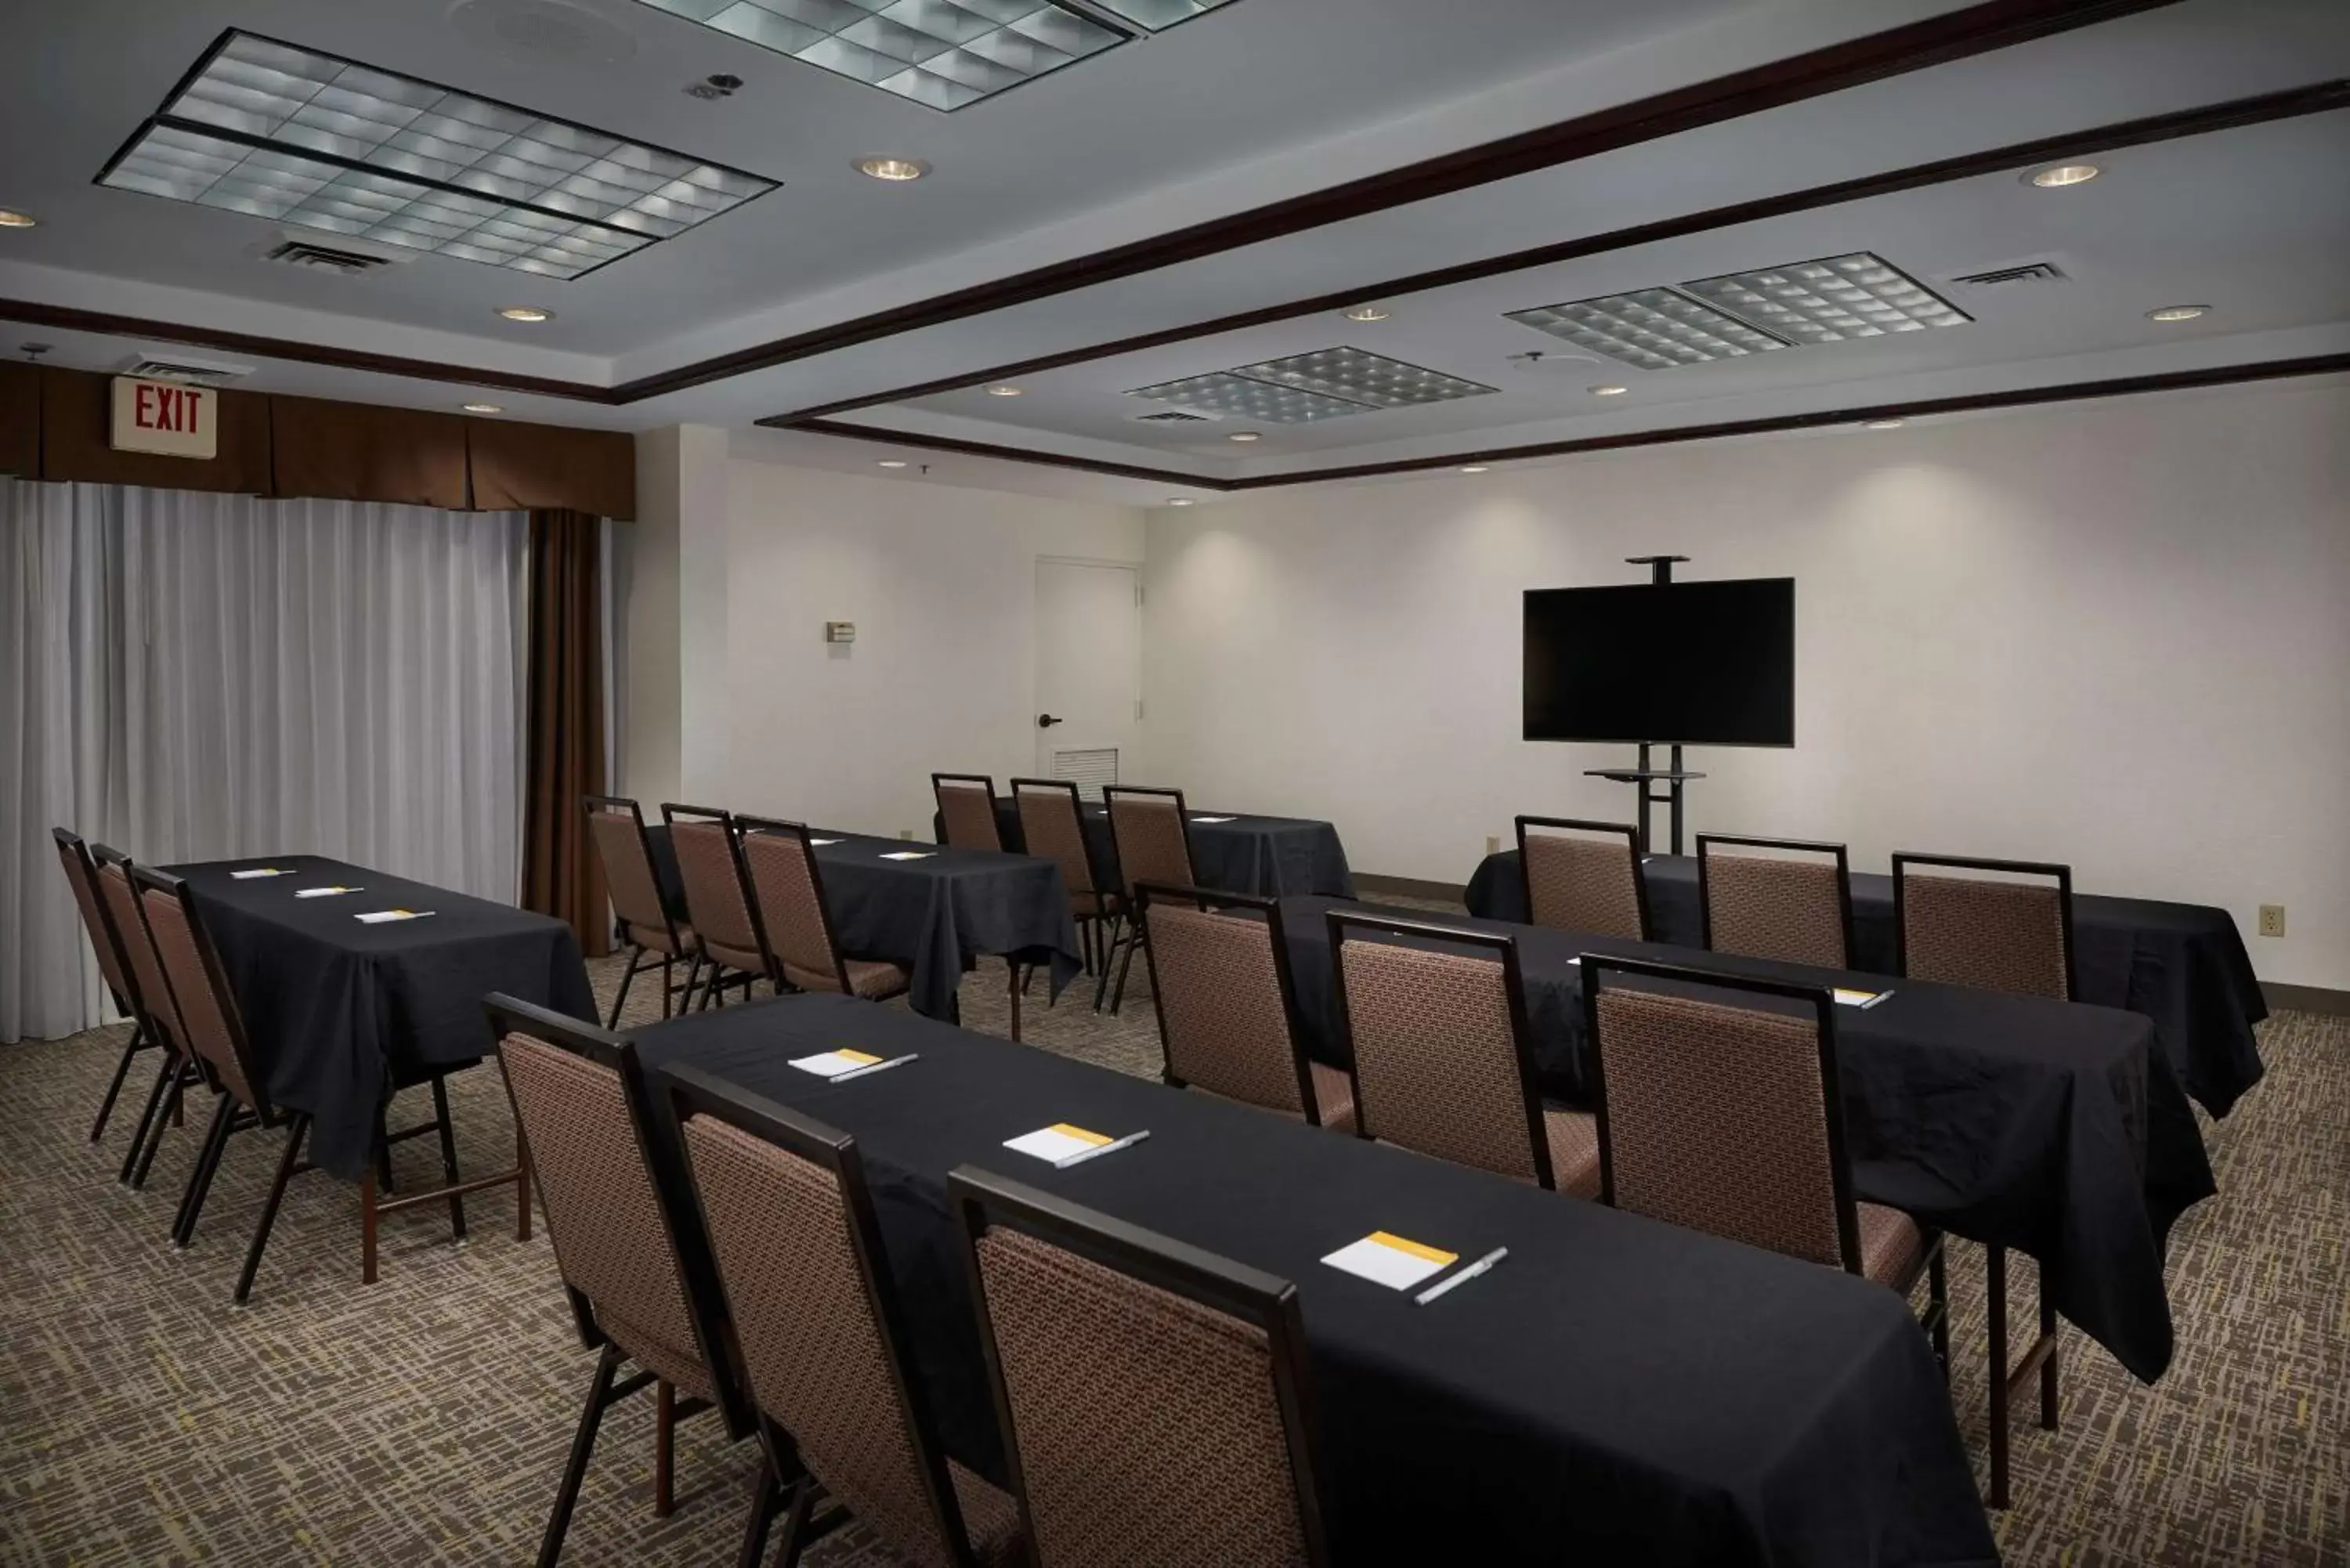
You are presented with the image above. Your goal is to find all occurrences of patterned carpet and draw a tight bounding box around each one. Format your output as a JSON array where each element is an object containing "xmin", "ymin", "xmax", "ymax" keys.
[{"xmin": 1, "ymin": 939, "xmax": 2344, "ymax": 1566}]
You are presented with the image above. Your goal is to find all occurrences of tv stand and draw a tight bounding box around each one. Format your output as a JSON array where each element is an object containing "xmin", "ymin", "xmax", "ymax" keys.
[{"xmin": 1585, "ymin": 746, "xmax": 1704, "ymax": 855}]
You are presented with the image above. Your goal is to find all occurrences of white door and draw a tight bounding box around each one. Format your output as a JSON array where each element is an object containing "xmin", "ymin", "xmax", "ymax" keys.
[{"xmin": 1033, "ymin": 558, "xmax": 1142, "ymax": 795}]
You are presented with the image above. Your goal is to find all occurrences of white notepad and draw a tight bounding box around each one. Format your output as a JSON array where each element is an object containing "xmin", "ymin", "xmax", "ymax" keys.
[
  {"xmin": 355, "ymin": 909, "xmax": 433, "ymax": 924},
  {"xmin": 295, "ymin": 886, "xmax": 360, "ymax": 899},
  {"xmin": 1833, "ymin": 987, "xmax": 1891, "ymax": 1008},
  {"xmin": 1189, "ymin": 815, "xmax": 1237, "ymax": 824},
  {"xmin": 1321, "ymin": 1231, "xmax": 1459, "ymax": 1291},
  {"xmin": 808, "ymin": 837, "xmax": 842, "ymax": 846},
  {"xmin": 880, "ymin": 851, "xmax": 934, "ymax": 861},
  {"xmin": 1003, "ymin": 1123, "xmax": 1112, "ymax": 1164},
  {"xmin": 790, "ymin": 1049, "xmax": 884, "ymax": 1079},
  {"xmin": 230, "ymin": 867, "xmax": 292, "ymax": 880}
]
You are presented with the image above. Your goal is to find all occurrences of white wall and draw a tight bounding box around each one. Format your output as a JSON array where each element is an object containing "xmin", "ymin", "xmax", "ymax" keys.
[
  {"xmin": 1142, "ymin": 378, "xmax": 2350, "ymax": 989},
  {"xmin": 638, "ymin": 435, "xmax": 1144, "ymax": 838}
]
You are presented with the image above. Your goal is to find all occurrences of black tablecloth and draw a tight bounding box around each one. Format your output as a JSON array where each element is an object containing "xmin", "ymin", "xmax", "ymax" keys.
[
  {"xmin": 1466, "ymin": 850, "xmax": 2267, "ymax": 1117},
  {"xmin": 938, "ymin": 798, "xmax": 1357, "ymax": 899},
  {"xmin": 635, "ymin": 995, "xmax": 1994, "ymax": 1566},
  {"xmin": 645, "ymin": 827, "xmax": 1080, "ymax": 1021},
  {"xmin": 167, "ymin": 856, "xmax": 595, "ymax": 1182},
  {"xmin": 1279, "ymin": 895, "xmax": 2212, "ymax": 1385}
]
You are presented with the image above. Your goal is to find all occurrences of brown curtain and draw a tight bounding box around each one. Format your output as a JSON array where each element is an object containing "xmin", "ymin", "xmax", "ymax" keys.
[{"xmin": 522, "ymin": 509, "xmax": 609, "ymax": 956}]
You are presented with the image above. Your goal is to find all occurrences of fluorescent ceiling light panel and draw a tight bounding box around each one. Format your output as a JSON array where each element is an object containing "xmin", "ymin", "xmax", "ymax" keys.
[
  {"xmin": 98, "ymin": 31, "xmax": 774, "ymax": 278},
  {"xmin": 1088, "ymin": 0, "xmax": 1241, "ymax": 28},
  {"xmin": 1125, "ymin": 371, "xmax": 1372, "ymax": 424},
  {"xmin": 632, "ymin": 0, "xmax": 1125, "ymax": 110},
  {"xmin": 1679, "ymin": 252, "xmax": 1971, "ymax": 344},
  {"xmin": 1231, "ymin": 346, "xmax": 1497, "ymax": 409},
  {"xmin": 1506, "ymin": 287, "xmax": 1788, "ymax": 370}
]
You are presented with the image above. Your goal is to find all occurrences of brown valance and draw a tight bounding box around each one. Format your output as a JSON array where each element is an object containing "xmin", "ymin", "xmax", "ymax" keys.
[
  {"xmin": 3, "ymin": 367, "xmax": 633, "ymax": 517},
  {"xmin": 271, "ymin": 394, "xmax": 469, "ymax": 509},
  {"xmin": 469, "ymin": 417, "xmax": 635, "ymax": 520}
]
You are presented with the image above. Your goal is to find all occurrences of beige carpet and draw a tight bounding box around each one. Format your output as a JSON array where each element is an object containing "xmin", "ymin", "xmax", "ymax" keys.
[{"xmin": 1, "ymin": 948, "xmax": 2344, "ymax": 1566}]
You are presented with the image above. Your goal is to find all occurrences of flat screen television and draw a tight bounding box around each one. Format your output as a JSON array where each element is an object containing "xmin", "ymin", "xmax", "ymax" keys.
[{"xmin": 1523, "ymin": 577, "xmax": 1795, "ymax": 746}]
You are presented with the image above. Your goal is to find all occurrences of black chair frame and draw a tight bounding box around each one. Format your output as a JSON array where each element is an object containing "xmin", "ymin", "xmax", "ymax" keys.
[
  {"xmin": 88, "ymin": 842, "xmax": 210, "ymax": 1191},
  {"xmin": 948, "ymin": 1165, "xmax": 1334, "ymax": 1568},
  {"xmin": 659, "ymin": 802, "xmax": 769, "ymax": 1011},
  {"xmin": 584, "ymin": 794, "xmax": 702, "ymax": 1028},
  {"xmin": 1133, "ymin": 882, "xmax": 1328, "ymax": 1126},
  {"xmin": 1514, "ymin": 815, "xmax": 1653, "ymax": 941},
  {"xmin": 1890, "ymin": 852, "xmax": 2079, "ymax": 1001},
  {"xmin": 1009, "ymin": 776, "xmax": 1119, "ymax": 981},
  {"xmin": 1099, "ymin": 785, "xmax": 1196, "ymax": 1016},
  {"xmin": 1324, "ymin": 911, "xmax": 1556, "ymax": 1190},
  {"xmin": 1695, "ymin": 833, "xmax": 1856, "ymax": 966},
  {"xmin": 52, "ymin": 828, "xmax": 163, "ymax": 1145},
  {"xmin": 931, "ymin": 772, "xmax": 1005, "ymax": 853}
]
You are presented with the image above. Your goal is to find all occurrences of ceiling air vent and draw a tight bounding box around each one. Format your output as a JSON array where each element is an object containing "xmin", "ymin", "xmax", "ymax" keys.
[
  {"xmin": 121, "ymin": 355, "xmax": 251, "ymax": 386},
  {"xmin": 1131, "ymin": 408, "xmax": 1219, "ymax": 424},
  {"xmin": 262, "ymin": 239, "xmax": 397, "ymax": 276},
  {"xmin": 1950, "ymin": 261, "xmax": 2068, "ymax": 287}
]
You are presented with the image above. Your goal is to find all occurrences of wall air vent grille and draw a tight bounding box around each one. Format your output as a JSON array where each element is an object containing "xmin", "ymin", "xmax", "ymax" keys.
[
  {"xmin": 263, "ymin": 240, "xmax": 396, "ymax": 275},
  {"xmin": 1131, "ymin": 408, "xmax": 1217, "ymax": 423},
  {"xmin": 121, "ymin": 357, "xmax": 251, "ymax": 385},
  {"xmin": 1950, "ymin": 261, "xmax": 2068, "ymax": 287}
]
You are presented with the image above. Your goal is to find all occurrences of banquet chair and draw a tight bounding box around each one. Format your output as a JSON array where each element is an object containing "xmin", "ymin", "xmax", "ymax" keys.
[
  {"xmin": 1101, "ymin": 785, "xmax": 1197, "ymax": 1014},
  {"xmin": 1579, "ymin": 955, "xmax": 1949, "ymax": 1357},
  {"xmin": 949, "ymin": 1167, "xmax": 1333, "ymax": 1568},
  {"xmin": 660, "ymin": 804, "xmax": 769, "ymax": 1010},
  {"xmin": 1010, "ymin": 777, "xmax": 1118, "ymax": 981},
  {"xmin": 665, "ymin": 1066, "xmax": 1025, "ymax": 1568},
  {"xmin": 932, "ymin": 773, "xmax": 1005, "ymax": 852},
  {"xmin": 1894, "ymin": 851, "xmax": 2075, "ymax": 1508},
  {"xmin": 1134, "ymin": 883, "xmax": 1354, "ymax": 1133},
  {"xmin": 734, "ymin": 815, "xmax": 914, "ymax": 1010},
  {"xmin": 1326, "ymin": 912, "xmax": 1600, "ymax": 1198},
  {"xmin": 1696, "ymin": 834, "xmax": 1853, "ymax": 968},
  {"xmin": 584, "ymin": 796, "xmax": 700, "ymax": 1027},
  {"xmin": 51, "ymin": 829, "xmax": 161, "ymax": 1144},
  {"xmin": 487, "ymin": 995, "xmax": 754, "ymax": 1565},
  {"xmin": 1516, "ymin": 816, "xmax": 1650, "ymax": 940},
  {"xmin": 89, "ymin": 845, "xmax": 208, "ymax": 1192}
]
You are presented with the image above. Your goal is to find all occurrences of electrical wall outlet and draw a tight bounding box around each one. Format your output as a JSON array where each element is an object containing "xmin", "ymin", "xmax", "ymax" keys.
[
  {"xmin": 899, "ymin": 828, "xmax": 913, "ymax": 841},
  {"xmin": 1486, "ymin": 833, "xmax": 1500, "ymax": 857},
  {"xmin": 2258, "ymin": 904, "xmax": 2286, "ymax": 938}
]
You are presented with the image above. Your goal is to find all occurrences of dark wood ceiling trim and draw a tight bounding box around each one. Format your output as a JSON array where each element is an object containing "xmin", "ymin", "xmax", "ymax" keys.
[
  {"xmin": 619, "ymin": 0, "xmax": 2186, "ymax": 400},
  {"xmin": 0, "ymin": 297, "xmax": 619, "ymax": 403},
  {"xmin": 771, "ymin": 80, "xmax": 2350, "ymax": 424},
  {"xmin": 783, "ymin": 353, "xmax": 2350, "ymax": 492}
]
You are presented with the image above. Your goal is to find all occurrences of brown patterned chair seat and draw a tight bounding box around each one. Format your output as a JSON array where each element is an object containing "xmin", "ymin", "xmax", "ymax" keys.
[
  {"xmin": 703, "ymin": 938, "xmax": 765, "ymax": 974},
  {"xmin": 946, "ymin": 1460, "xmax": 1025, "ymax": 1567},
  {"xmin": 783, "ymin": 957, "xmax": 911, "ymax": 1001},
  {"xmin": 627, "ymin": 919, "xmax": 693, "ymax": 956},
  {"xmin": 1856, "ymin": 1202, "xmax": 1925, "ymax": 1290},
  {"xmin": 1195, "ymin": 1062, "xmax": 1358, "ymax": 1136},
  {"xmin": 598, "ymin": 1306, "xmax": 715, "ymax": 1402},
  {"xmin": 1542, "ymin": 1109, "xmax": 1602, "ymax": 1199}
]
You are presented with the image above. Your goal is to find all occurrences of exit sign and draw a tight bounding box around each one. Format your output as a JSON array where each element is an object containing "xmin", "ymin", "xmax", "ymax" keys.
[{"xmin": 110, "ymin": 376, "xmax": 217, "ymax": 459}]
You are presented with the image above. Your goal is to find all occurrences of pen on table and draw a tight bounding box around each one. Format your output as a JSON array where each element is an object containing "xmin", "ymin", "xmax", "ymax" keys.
[
  {"xmin": 1415, "ymin": 1246, "xmax": 1509, "ymax": 1306},
  {"xmin": 831, "ymin": 1053, "xmax": 917, "ymax": 1082},
  {"xmin": 1056, "ymin": 1129, "xmax": 1150, "ymax": 1168}
]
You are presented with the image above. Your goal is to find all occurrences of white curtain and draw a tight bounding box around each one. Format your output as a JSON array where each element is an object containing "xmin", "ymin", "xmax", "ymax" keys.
[{"xmin": 1, "ymin": 479, "xmax": 527, "ymax": 1042}]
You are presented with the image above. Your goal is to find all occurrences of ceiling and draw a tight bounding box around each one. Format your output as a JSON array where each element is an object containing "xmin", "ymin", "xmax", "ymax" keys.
[{"xmin": 1, "ymin": 0, "xmax": 2345, "ymax": 494}]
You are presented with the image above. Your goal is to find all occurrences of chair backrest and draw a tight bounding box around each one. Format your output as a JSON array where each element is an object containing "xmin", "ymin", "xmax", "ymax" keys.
[
  {"xmin": 1135, "ymin": 883, "xmax": 1318, "ymax": 1122},
  {"xmin": 950, "ymin": 1168, "xmax": 1331, "ymax": 1568},
  {"xmin": 128, "ymin": 865, "xmax": 269, "ymax": 1115},
  {"xmin": 1104, "ymin": 786, "xmax": 1195, "ymax": 897},
  {"xmin": 1582, "ymin": 957, "xmax": 1861, "ymax": 1275},
  {"xmin": 51, "ymin": 829, "xmax": 133, "ymax": 1003},
  {"xmin": 1010, "ymin": 778, "xmax": 1099, "ymax": 902},
  {"xmin": 932, "ymin": 774, "xmax": 1003, "ymax": 854},
  {"xmin": 1516, "ymin": 816, "xmax": 1649, "ymax": 940},
  {"xmin": 89, "ymin": 846, "xmax": 185, "ymax": 1053},
  {"xmin": 660, "ymin": 804, "xmax": 766, "ymax": 968},
  {"xmin": 486, "ymin": 995, "xmax": 750, "ymax": 1434},
  {"xmin": 1327, "ymin": 913, "xmax": 1552, "ymax": 1187},
  {"xmin": 735, "ymin": 815, "xmax": 848, "ymax": 995},
  {"xmin": 584, "ymin": 796, "xmax": 678, "ymax": 948},
  {"xmin": 1697, "ymin": 834, "xmax": 1852, "ymax": 969},
  {"xmin": 667, "ymin": 1067, "xmax": 978, "ymax": 1568},
  {"xmin": 1892, "ymin": 853, "xmax": 2074, "ymax": 1001}
]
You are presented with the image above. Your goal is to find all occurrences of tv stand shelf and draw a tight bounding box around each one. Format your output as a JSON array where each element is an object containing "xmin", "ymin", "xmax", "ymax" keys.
[{"xmin": 1585, "ymin": 768, "xmax": 1707, "ymax": 783}]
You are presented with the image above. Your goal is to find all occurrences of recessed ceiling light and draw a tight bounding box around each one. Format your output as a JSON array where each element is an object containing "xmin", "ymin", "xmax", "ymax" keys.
[
  {"xmin": 0, "ymin": 209, "xmax": 35, "ymax": 229},
  {"xmin": 985, "ymin": 384, "xmax": 1023, "ymax": 397},
  {"xmin": 100, "ymin": 32, "xmax": 773, "ymax": 280},
  {"xmin": 1508, "ymin": 288, "xmax": 1788, "ymax": 370},
  {"xmin": 1589, "ymin": 385, "xmax": 1628, "ymax": 396},
  {"xmin": 1227, "ymin": 431, "xmax": 1260, "ymax": 442},
  {"xmin": 1459, "ymin": 465, "xmax": 1489, "ymax": 474},
  {"xmin": 1341, "ymin": 303, "xmax": 1392, "ymax": 323},
  {"xmin": 1864, "ymin": 418, "xmax": 1905, "ymax": 430},
  {"xmin": 498, "ymin": 305, "xmax": 555, "ymax": 323},
  {"xmin": 1130, "ymin": 349, "xmax": 1495, "ymax": 425},
  {"xmin": 856, "ymin": 157, "xmax": 929, "ymax": 182},
  {"xmin": 2146, "ymin": 305, "xmax": 2208, "ymax": 322},
  {"xmin": 1166, "ymin": 497, "xmax": 1195, "ymax": 507},
  {"xmin": 877, "ymin": 459, "xmax": 909, "ymax": 468},
  {"xmin": 1679, "ymin": 253, "xmax": 1969, "ymax": 345},
  {"xmin": 461, "ymin": 402, "xmax": 504, "ymax": 414},
  {"xmin": 2028, "ymin": 164, "xmax": 2101, "ymax": 188}
]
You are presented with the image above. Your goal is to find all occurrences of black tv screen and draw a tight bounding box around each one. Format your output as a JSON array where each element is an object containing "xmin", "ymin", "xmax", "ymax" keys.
[{"xmin": 1523, "ymin": 578, "xmax": 1795, "ymax": 746}]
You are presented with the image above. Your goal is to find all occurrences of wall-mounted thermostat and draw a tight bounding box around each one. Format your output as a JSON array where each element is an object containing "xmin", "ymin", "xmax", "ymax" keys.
[{"xmin": 825, "ymin": 622, "xmax": 855, "ymax": 644}]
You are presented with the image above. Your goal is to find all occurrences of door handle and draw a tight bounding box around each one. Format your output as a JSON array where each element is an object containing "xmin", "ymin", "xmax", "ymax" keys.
[{"xmin": 1037, "ymin": 714, "xmax": 1064, "ymax": 728}]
